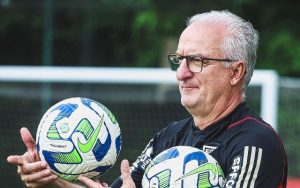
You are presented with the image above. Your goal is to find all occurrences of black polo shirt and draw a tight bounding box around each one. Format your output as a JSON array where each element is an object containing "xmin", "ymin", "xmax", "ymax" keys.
[{"xmin": 111, "ymin": 103, "xmax": 287, "ymax": 188}]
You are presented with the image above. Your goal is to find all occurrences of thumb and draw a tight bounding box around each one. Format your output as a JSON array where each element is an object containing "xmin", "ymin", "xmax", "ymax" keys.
[
  {"xmin": 20, "ymin": 127, "xmax": 39, "ymax": 161},
  {"xmin": 121, "ymin": 159, "xmax": 135, "ymax": 188}
]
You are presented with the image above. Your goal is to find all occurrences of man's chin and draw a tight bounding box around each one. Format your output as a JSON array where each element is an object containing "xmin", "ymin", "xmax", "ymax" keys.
[{"xmin": 181, "ymin": 99, "xmax": 197, "ymax": 109}]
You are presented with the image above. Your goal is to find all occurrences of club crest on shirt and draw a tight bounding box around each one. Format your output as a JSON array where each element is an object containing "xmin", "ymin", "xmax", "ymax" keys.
[{"xmin": 203, "ymin": 145, "xmax": 217, "ymax": 154}]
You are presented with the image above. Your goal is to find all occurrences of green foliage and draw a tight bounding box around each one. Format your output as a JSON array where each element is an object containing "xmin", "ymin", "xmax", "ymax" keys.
[
  {"xmin": 260, "ymin": 30, "xmax": 300, "ymax": 76},
  {"xmin": 1, "ymin": 0, "xmax": 300, "ymax": 76},
  {"xmin": 131, "ymin": 10, "xmax": 161, "ymax": 66}
]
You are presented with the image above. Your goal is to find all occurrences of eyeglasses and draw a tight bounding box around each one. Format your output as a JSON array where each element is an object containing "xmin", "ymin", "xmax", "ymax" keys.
[{"xmin": 168, "ymin": 54, "xmax": 237, "ymax": 73}]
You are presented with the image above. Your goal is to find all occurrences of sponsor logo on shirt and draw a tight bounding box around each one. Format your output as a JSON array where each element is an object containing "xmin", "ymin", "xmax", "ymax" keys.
[
  {"xmin": 203, "ymin": 145, "xmax": 217, "ymax": 154},
  {"xmin": 225, "ymin": 156, "xmax": 241, "ymax": 188},
  {"xmin": 132, "ymin": 139, "xmax": 153, "ymax": 171},
  {"xmin": 225, "ymin": 146, "xmax": 263, "ymax": 188}
]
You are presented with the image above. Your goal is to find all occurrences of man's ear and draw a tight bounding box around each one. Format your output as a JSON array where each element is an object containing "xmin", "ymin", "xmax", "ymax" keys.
[{"xmin": 230, "ymin": 61, "xmax": 246, "ymax": 86}]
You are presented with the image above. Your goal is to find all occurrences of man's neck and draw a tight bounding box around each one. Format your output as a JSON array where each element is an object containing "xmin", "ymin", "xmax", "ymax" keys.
[{"xmin": 191, "ymin": 95, "xmax": 244, "ymax": 130}]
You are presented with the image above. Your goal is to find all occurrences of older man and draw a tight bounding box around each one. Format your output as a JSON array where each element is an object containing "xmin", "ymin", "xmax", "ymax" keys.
[{"xmin": 8, "ymin": 10, "xmax": 287, "ymax": 188}]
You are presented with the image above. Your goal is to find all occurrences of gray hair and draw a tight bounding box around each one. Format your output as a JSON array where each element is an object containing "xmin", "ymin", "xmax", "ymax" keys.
[{"xmin": 187, "ymin": 10, "xmax": 259, "ymax": 89}]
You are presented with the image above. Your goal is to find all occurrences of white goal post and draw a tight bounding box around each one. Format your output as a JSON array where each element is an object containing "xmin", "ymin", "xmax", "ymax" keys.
[{"xmin": 0, "ymin": 66, "xmax": 279, "ymax": 129}]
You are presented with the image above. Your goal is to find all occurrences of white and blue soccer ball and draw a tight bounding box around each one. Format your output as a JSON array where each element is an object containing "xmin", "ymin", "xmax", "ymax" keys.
[
  {"xmin": 36, "ymin": 97, "xmax": 122, "ymax": 182},
  {"xmin": 142, "ymin": 146, "xmax": 225, "ymax": 188}
]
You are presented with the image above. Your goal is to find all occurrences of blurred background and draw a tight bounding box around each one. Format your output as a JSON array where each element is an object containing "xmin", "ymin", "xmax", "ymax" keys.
[{"xmin": 1, "ymin": 0, "xmax": 300, "ymax": 187}]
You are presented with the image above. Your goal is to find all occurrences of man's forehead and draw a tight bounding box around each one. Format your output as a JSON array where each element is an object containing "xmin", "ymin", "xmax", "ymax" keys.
[
  {"xmin": 177, "ymin": 22, "xmax": 224, "ymax": 55},
  {"xmin": 181, "ymin": 21, "xmax": 226, "ymax": 38}
]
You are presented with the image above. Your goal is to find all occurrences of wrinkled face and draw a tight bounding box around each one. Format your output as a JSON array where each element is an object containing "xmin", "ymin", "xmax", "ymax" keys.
[{"xmin": 176, "ymin": 22, "xmax": 233, "ymax": 114}]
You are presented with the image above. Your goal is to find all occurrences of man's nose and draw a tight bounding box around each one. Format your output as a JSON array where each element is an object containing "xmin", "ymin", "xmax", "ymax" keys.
[{"xmin": 176, "ymin": 59, "xmax": 193, "ymax": 80}]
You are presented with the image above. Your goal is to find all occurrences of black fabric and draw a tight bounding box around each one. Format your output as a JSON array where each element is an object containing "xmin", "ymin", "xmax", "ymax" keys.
[{"xmin": 111, "ymin": 102, "xmax": 287, "ymax": 188}]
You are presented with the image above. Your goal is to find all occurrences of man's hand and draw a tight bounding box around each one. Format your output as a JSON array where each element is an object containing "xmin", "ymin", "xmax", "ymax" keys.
[
  {"xmin": 7, "ymin": 127, "xmax": 58, "ymax": 187},
  {"xmin": 7, "ymin": 127, "xmax": 39, "ymax": 164},
  {"xmin": 78, "ymin": 159, "xmax": 136, "ymax": 188},
  {"xmin": 77, "ymin": 177, "xmax": 109, "ymax": 188},
  {"xmin": 120, "ymin": 160, "xmax": 136, "ymax": 188}
]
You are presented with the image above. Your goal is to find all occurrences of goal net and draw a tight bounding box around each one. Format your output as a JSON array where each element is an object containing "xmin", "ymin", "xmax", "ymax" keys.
[{"xmin": 0, "ymin": 66, "xmax": 279, "ymax": 186}]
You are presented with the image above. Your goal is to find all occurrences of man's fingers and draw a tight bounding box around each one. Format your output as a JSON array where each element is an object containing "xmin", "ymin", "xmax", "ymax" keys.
[
  {"xmin": 18, "ymin": 162, "xmax": 57, "ymax": 187},
  {"xmin": 78, "ymin": 176, "xmax": 108, "ymax": 188},
  {"xmin": 121, "ymin": 159, "xmax": 131, "ymax": 180},
  {"xmin": 7, "ymin": 128, "xmax": 39, "ymax": 166},
  {"xmin": 35, "ymin": 174, "xmax": 58, "ymax": 184},
  {"xmin": 19, "ymin": 161, "xmax": 48, "ymax": 174},
  {"xmin": 7, "ymin": 155, "xmax": 26, "ymax": 165},
  {"xmin": 7, "ymin": 152, "xmax": 39, "ymax": 166},
  {"xmin": 21, "ymin": 127, "xmax": 35, "ymax": 148},
  {"xmin": 20, "ymin": 127, "xmax": 39, "ymax": 161},
  {"xmin": 78, "ymin": 176, "xmax": 97, "ymax": 187},
  {"xmin": 20, "ymin": 167, "xmax": 56, "ymax": 183},
  {"xmin": 23, "ymin": 174, "xmax": 58, "ymax": 188},
  {"xmin": 121, "ymin": 159, "xmax": 136, "ymax": 188}
]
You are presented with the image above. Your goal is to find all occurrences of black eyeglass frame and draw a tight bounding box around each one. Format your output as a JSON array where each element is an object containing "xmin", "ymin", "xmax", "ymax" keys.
[{"xmin": 168, "ymin": 54, "xmax": 237, "ymax": 72}]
